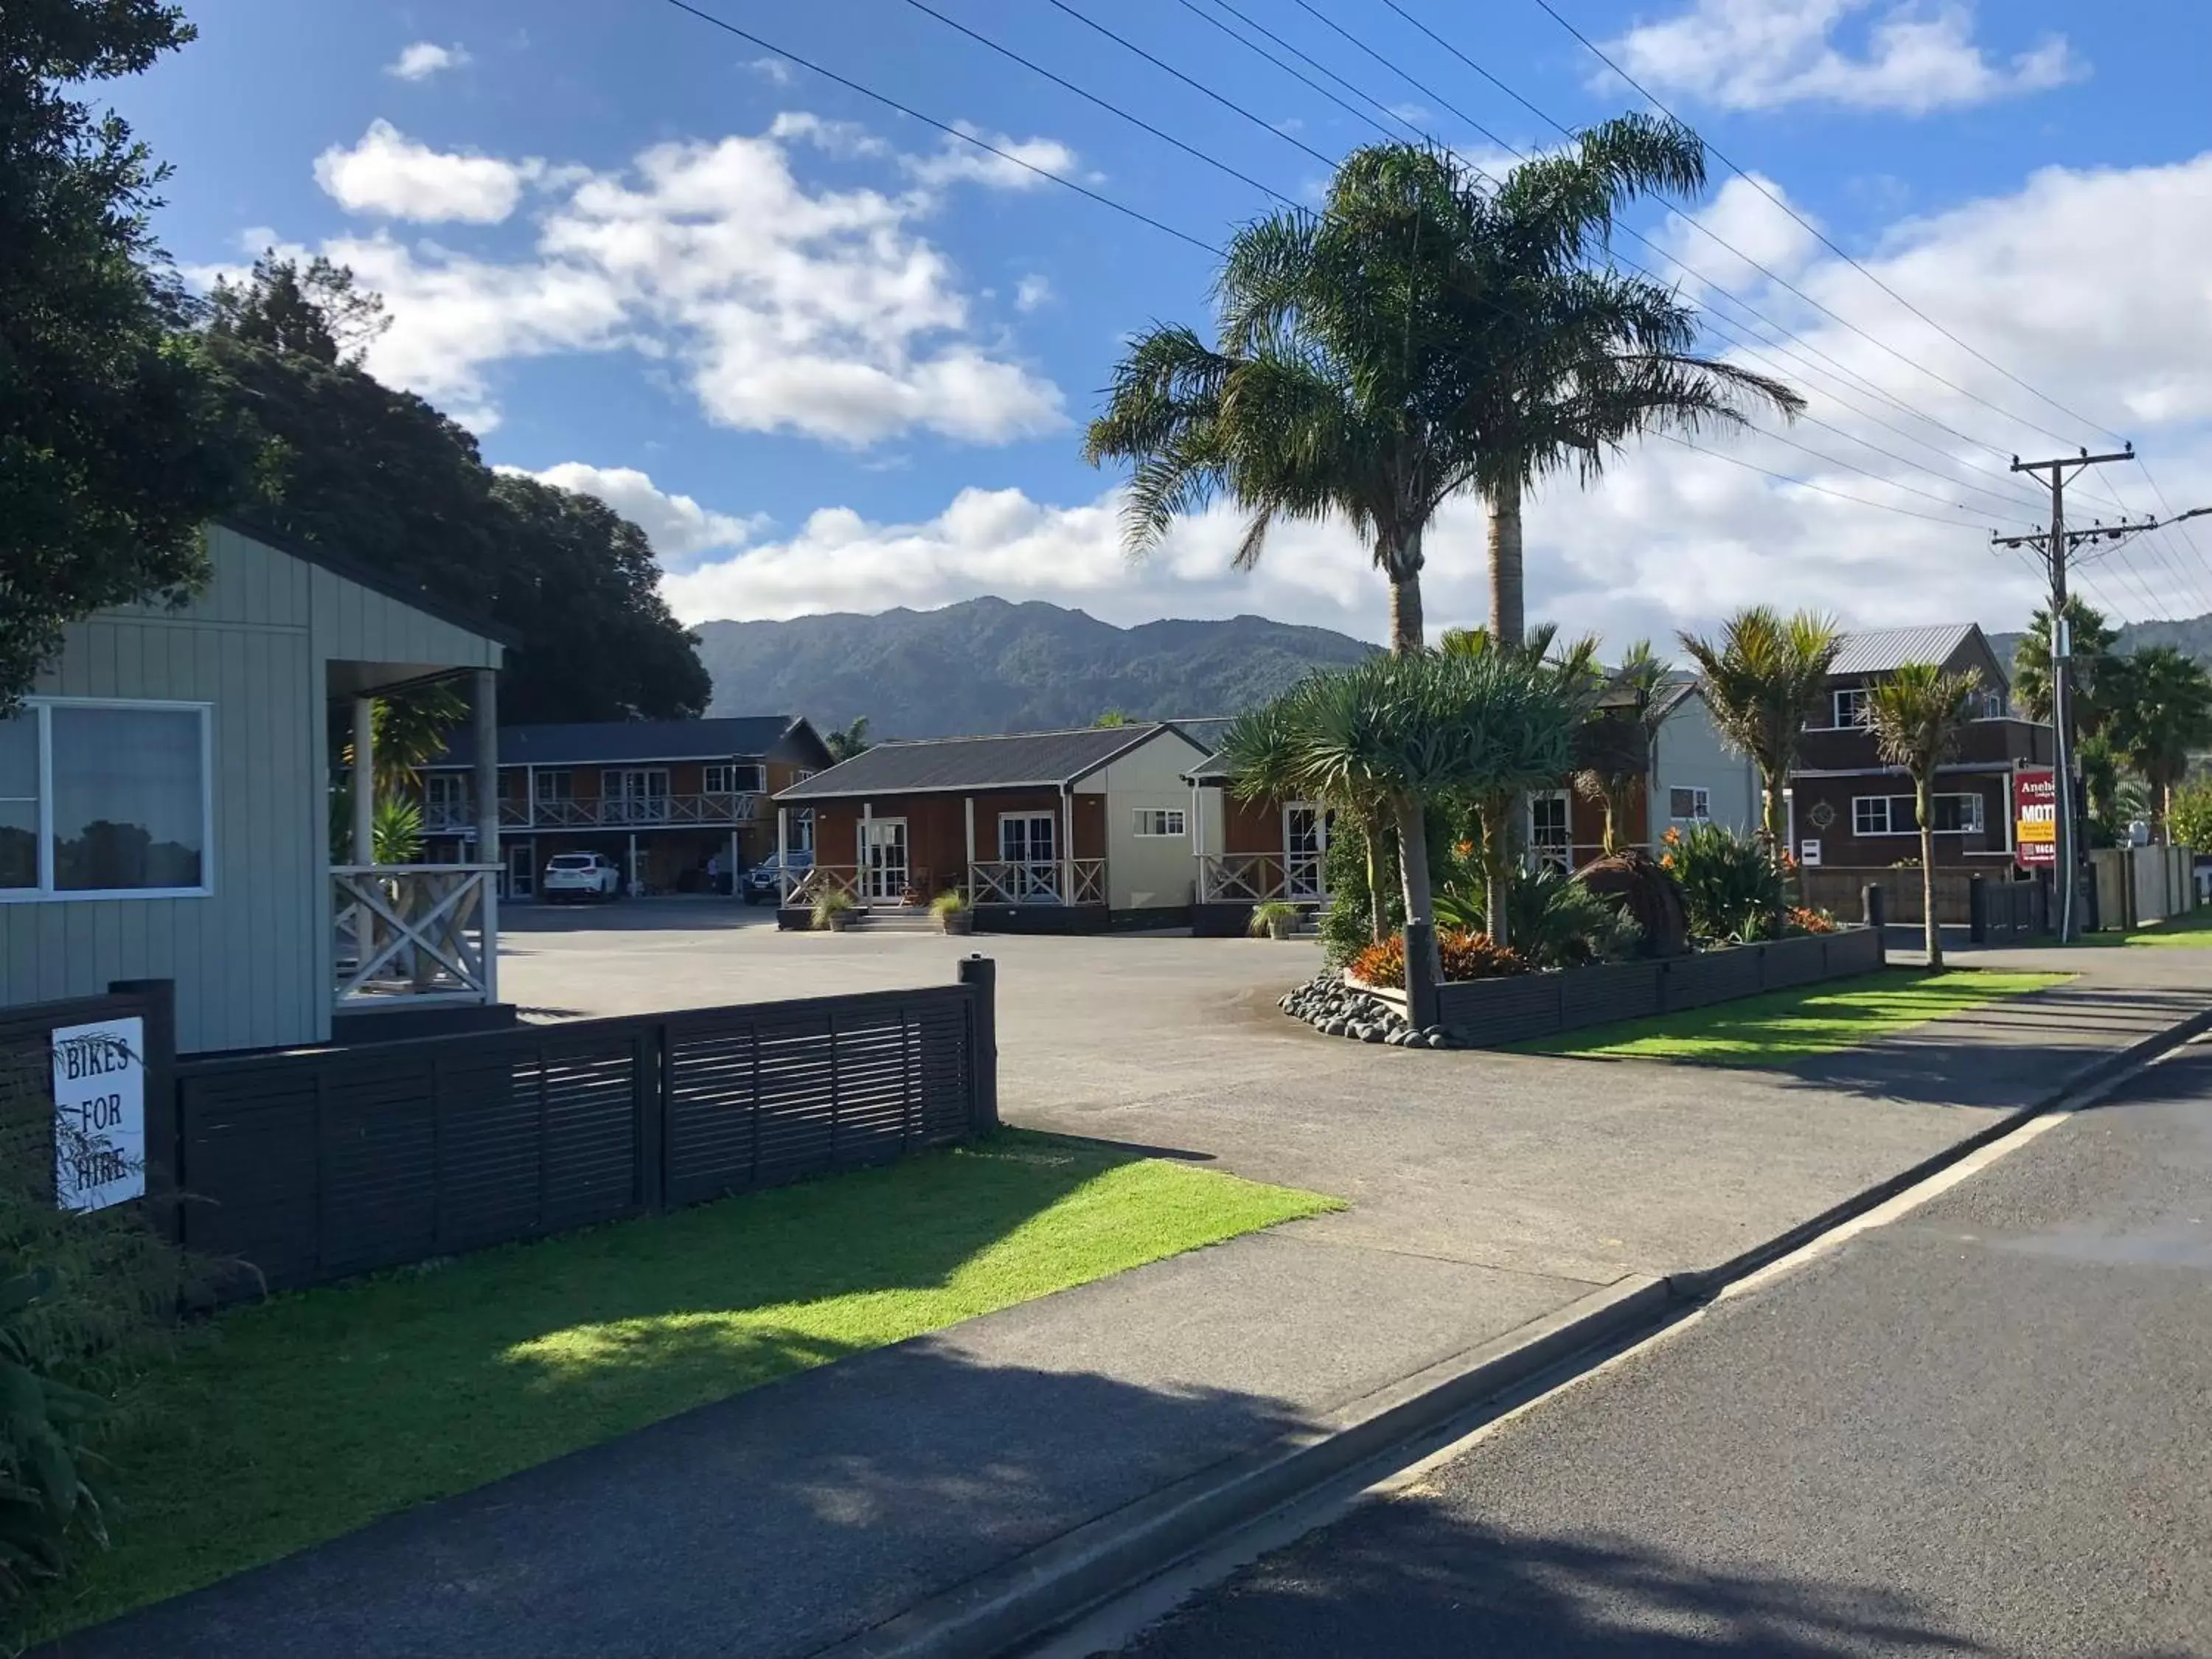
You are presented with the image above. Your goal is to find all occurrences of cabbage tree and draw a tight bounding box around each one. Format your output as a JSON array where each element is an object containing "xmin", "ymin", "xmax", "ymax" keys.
[
  {"xmin": 1220, "ymin": 651, "xmax": 1575, "ymax": 1018},
  {"xmin": 1865, "ymin": 662, "xmax": 1981, "ymax": 967}
]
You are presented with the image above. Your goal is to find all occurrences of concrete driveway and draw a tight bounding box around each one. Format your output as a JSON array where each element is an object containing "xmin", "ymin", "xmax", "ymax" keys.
[{"xmin": 495, "ymin": 903, "xmax": 2183, "ymax": 1291}]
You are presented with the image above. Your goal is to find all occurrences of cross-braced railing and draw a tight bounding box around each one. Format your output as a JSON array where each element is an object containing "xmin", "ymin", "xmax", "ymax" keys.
[
  {"xmin": 786, "ymin": 865, "xmax": 860, "ymax": 906},
  {"xmin": 333, "ymin": 865, "xmax": 499, "ymax": 1006},
  {"xmin": 1197, "ymin": 852, "xmax": 1325, "ymax": 903},
  {"xmin": 968, "ymin": 858, "xmax": 1107, "ymax": 905}
]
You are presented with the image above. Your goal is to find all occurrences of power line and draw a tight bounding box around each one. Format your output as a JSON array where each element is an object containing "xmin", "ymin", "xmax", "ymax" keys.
[
  {"xmin": 653, "ymin": 0, "xmax": 1224, "ymax": 254},
  {"xmin": 1658, "ymin": 435, "xmax": 2009, "ymax": 530},
  {"xmin": 1521, "ymin": 0, "xmax": 2132, "ymax": 448}
]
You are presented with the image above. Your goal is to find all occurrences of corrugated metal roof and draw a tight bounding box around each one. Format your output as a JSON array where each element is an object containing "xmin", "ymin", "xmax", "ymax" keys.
[
  {"xmin": 1829, "ymin": 625, "xmax": 1979, "ymax": 677},
  {"xmin": 430, "ymin": 716, "xmax": 811, "ymax": 769},
  {"xmin": 776, "ymin": 723, "xmax": 1202, "ymax": 799}
]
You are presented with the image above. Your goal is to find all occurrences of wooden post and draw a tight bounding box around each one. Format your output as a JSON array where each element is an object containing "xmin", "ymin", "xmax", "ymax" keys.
[
  {"xmin": 1191, "ymin": 782, "xmax": 1206, "ymax": 901},
  {"xmin": 776, "ymin": 805, "xmax": 789, "ymax": 905},
  {"xmin": 964, "ymin": 794, "xmax": 976, "ymax": 888},
  {"xmin": 351, "ymin": 695, "xmax": 375, "ymax": 864},
  {"xmin": 1060, "ymin": 785, "xmax": 1074, "ymax": 905},
  {"xmin": 473, "ymin": 670, "xmax": 499, "ymax": 1002},
  {"xmin": 957, "ymin": 954, "xmax": 998, "ymax": 1131}
]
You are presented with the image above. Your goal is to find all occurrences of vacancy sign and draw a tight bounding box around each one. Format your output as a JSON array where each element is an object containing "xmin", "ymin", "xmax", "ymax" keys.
[
  {"xmin": 52, "ymin": 1018, "xmax": 145, "ymax": 1211},
  {"xmin": 2016, "ymin": 769, "xmax": 2058, "ymax": 868}
]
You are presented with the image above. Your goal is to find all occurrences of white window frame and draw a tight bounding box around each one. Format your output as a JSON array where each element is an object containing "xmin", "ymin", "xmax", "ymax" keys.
[
  {"xmin": 534, "ymin": 769, "xmax": 573, "ymax": 802},
  {"xmin": 1826, "ymin": 686, "xmax": 1871, "ymax": 730},
  {"xmin": 1131, "ymin": 807, "xmax": 1186, "ymax": 837},
  {"xmin": 1851, "ymin": 792, "xmax": 1986, "ymax": 836},
  {"xmin": 0, "ymin": 698, "xmax": 215, "ymax": 902},
  {"xmin": 1667, "ymin": 785, "xmax": 1711, "ymax": 824},
  {"xmin": 1528, "ymin": 788, "xmax": 1572, "ymax": 871},
  {"xmin": 703, "ymin": 762, "xmax": 765, "ymax": 796}
]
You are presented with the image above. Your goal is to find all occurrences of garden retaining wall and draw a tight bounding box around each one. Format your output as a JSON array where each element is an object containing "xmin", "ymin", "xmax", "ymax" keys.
[{"xmin": 1433, "ymin": 926, "xmax": 1885, "ymax": 1048}]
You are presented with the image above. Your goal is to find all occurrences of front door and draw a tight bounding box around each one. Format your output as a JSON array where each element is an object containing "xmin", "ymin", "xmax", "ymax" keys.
[
  {"xmin": 1284, "ymin": 803, "xmax": 1326, "ymax": 898},
  {"xmin": 603, "ymin": 768, "xmax": 670, "ymax": 824},
  {"xmin": 860, "ymin": 818, "xmax": 909, "ymax": 902},
  {"xmin": 1000, "ymin": 813, "xmax": 1059, "ymax": 901},
  {"xmin": 506, "ymin": 839, "xmax": 536, "ymax": 899}
]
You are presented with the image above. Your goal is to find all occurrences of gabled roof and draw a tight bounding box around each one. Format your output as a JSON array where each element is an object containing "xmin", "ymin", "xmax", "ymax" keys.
[
  {"xmin": 430, "ymin": 715, "xmax": 820, "ymax": 769},
  {"xmin": 216, "ymin": 515, "xmax": 519, "ymax": 648},
  {"xmin": 1829, "ymin": 625, "xmax": 1983, "ymax": 678},
  {"xmin": 775, "ymin": 722, "xmax": 1207, "ymax": 799}
]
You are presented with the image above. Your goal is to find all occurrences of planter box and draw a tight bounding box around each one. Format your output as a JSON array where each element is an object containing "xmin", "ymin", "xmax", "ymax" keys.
[{"xmin": 1432, "ymin": 925, "xmax": 1883, "ymax": 1049}]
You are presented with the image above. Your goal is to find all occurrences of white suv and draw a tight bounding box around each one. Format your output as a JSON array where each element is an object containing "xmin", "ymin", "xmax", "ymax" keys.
[{"xmin": 542, "ymin": 852, "xmax": 622, "ymax": 902}]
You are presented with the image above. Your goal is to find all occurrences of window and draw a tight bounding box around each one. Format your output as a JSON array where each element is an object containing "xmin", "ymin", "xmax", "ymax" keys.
[
  {"xmin": 790, "ymin": 807, "xmax": 815, "ymax": 853},
  {"xmin": 1133, "ymin": 807, "xmax": 1186, "ymax": 837},
  {"xmin": 1852, "ymin": 793, "xmax": 1986, "ymax": 836},
  {"xmin": 0, "ymin": 701, "xmax": 212, "ymax": 900},
  {"xmin": 602, "ymin": 768, "xmax": 669, "ymax": 823},
  {"xmin": 1829, "ymin": 686, "xmax": 1871, "ymax": 729},
  {"xmin": 1974, "ymin": 686, "xmax": 2009, "ymax": 720},
  {"xmin": 704, "ymin": 762, "xmax": 765, "ymax": 795},
  {"xmin": 534, "ymin": 770, "xmax": 572, "ymax": 802},
  {"xmin": 1528, "ymin": 790, "xmax": 1571, "ymax": 871},
  {"xmin": 1668, "ymin": 786, "xmax": 1711, "ymax": 824},
  {"xmin": 422, "ymin": 774, "xmax": 467, "ymax": 823}
]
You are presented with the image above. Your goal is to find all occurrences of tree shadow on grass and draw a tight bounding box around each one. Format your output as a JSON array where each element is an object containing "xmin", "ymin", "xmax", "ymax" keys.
[{"xmin": 33, "ymin": 1131, "xmax": 1264, "ymax": 1650}]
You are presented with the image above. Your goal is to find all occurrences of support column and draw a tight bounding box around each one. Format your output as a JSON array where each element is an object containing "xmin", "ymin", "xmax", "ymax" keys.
[
  {"xmin": 350, "ymin": 695, "xmax": 375, "ymax": 865},
  {"xmin": 472, "ymin": 669, "xmax": 499, "ymax": 1001},
  {"xmin": 1192, "ymin": 782, "xmax": 1206, "ymax": 901},
  {"xmin": 776, "ymin": 806, "xmax": 789, "ymax": 904},
  {"xmin": 1061, "ymin": 786, "xmax": 1074, "ymax": 905},
  {"xmin": 728, "ymin": 827, "xmax": 740, "ymax": 899},
  {"xmin": 964, "ymin": 795, "xmax": 976, "ymax": 889},
  {"xmin": 861, "ymin": 800, "xmax": 873, "ymax": 903},
  {"xmin": 627, "ymin": 830, "xmax": 638, "ymax": 897}
]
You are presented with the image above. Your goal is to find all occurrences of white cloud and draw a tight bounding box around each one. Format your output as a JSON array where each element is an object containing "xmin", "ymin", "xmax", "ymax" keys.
[
  {"xmin": 661, "ymin": 150, "xmax": 2212, "ymax": 643},
  {"xmin": 1608, "ymin": 1, "xmax": 2082, "ymax": 115},
  {"xmin": 903, "ymin": 124, "xmax": 1082, "ymax": 192},
  {"xmin": 271, "ymin": 116, "xmax": 1071, "ymax": 442},
  {"xmin": 497, "ymin": 462, "xmax": 768, "ymax": 566},
  {"xmin": 386, "ymin": 41, "xmax": 468, "ymax": 82},
  {"xmin": 314, "ymin": 120, "xmax": 535, "ymax": 223},
  {"xmin": 1014, "ymin": 274, "xmax": 1053, "ymax": 313},
  {"xmin": 747, "ymin": 56, "xmax": 793, "ymax": 85}
]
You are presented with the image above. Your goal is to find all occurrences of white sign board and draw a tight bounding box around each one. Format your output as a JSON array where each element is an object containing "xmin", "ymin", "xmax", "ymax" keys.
[
  {"xmin": 52, "ymin": 1017, "xmax": 145, "ymax": 1212},
  {"xmin": 1799, "ymin": 838, "xmax": 1823, "ymax": 868}
]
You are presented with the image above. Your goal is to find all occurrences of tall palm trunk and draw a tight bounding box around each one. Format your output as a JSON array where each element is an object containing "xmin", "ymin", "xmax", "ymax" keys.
[
  {"xmin": 1381, "ymin": 525, "xmax": 1426, "ymax": 655},
  {"xmin": 1396, "ymin": 795, "xmax": 1442, "ymax": 1022},
  {"xmin": 1480, "ymin": 793, "xmax": 1512, "ymax": 949},
  {"xmin": 1917, "ymin": 779, "xmax": 1941, "ymax": 969},
  {"xmin": 1485, "ymin": 477, "xmax": 1524, "ymax": 649}
]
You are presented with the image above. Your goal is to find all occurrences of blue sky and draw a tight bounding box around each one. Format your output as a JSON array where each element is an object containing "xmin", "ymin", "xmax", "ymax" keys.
[{"xmin": 111, "ymin": 1, "xmax": 2212, "ymax": 647}]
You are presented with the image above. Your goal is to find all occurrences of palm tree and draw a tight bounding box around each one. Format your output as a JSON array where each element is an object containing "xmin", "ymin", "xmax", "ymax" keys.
[
  {"xmin": 1464, "ymin": 125, "xmax": 1806, "ymax": 646},
  {"xmin": 1865, "ymin": 663, "xmax": 1982, "ymax": 968},
  {"xmin": 2010, "ymin": 597, "xmax": 2117, "ymax": 727},
  {"xmin": 1085, "ymin": 119, "xmax": 1799, "ymax": 657},
  {"xmin": 824, "ymin": 717, "xmax": 872, "ymax": 764},
  {"xmin": 2103, "ymin": 646, "xmax": 2212, "ymax": 839},
  {"xmin": 1218, "ymin": 650, "xmax": 1576, "ymax": 1015},
  {"xmin": 1678, "ymin": 608, "xmax": 1841, "ymax": 929},
  {"xmin": 1436, "ymin": 622, "xmax": 1604, "ymax": 943}
]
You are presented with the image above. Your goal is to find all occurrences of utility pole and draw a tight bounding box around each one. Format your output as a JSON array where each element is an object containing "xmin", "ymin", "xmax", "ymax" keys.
[{"xmin": 1994, "ymin": 445, "xmax": 2146, "ymax": 942}]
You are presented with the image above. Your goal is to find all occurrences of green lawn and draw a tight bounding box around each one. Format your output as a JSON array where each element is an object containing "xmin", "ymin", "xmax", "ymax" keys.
[
  {"xmin": 2084, "ymin": 905, "xmax": 2212, "ymax": 947},
  {"xmin": 1512, "ymin": 968, "xmax": 2073, "ymax": 1066},
  {"xmin": 34, "ymin": 1133, "xmax": 1335, "ymax": 1641}
]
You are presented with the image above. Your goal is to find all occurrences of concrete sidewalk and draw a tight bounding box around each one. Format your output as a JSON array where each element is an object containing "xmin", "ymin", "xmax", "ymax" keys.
[{"xmin": 47, "ymin": 956, "xmax": 2211, "ymax": 1659}]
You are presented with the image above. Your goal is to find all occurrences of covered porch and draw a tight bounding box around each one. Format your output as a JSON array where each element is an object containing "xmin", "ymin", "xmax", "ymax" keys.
[
  {"xmin": 777, "ymin": 786, "xmax": 1109, "ymax": 910},
  {"xmin": 1188, "ymin": 754, "xmax": 1330, "ymax": 930},
  {"xmin": 330, "ymin": 651, "xmax": 507, "ymax": 1032}
]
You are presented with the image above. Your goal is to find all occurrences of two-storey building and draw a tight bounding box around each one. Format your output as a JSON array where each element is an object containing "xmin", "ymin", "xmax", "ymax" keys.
[
  {"xmin": 422, "ymin": 716, "xmax": 832, "ymax": 898},
  {"xmin": 1788, "ymin": 624, "xmax": 2051, "ymax": 872}
]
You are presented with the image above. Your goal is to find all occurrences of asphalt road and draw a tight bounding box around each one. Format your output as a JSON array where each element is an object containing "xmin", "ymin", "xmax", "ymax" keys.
[{"xmin": 1103, "ymin": 1039, "xmax": 2212, "ymax": 1659}]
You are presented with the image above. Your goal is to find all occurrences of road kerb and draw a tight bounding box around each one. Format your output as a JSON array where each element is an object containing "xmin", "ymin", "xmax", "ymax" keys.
[{"xmin": 813, "ymin": 1274, "xmax": 1670, "ymax": 1659}]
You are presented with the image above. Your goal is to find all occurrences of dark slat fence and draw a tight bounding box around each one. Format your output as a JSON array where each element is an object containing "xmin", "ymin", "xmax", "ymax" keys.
[{"xmin": 147, "ymin": 958, "xmax": 996, "ymax": 1297}]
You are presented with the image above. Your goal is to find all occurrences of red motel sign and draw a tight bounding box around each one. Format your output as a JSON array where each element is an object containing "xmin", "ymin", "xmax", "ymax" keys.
[{"xmin": 2016, "ymin": 768, "xmax": 2057, "ymax": 868}]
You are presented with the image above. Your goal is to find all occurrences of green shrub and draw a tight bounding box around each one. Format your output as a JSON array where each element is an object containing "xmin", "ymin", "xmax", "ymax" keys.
[
  {"xmin": 2169, "ymin": 779, "xmax": 2212, "ymax": 853},
  {"xmin": 1248, "ymin": 900, "xmax": 1301, "ymax": 937},
  {"xmin": 0, "ymin": 1054, "xmax": 195, "ymax": 1625},
  {"xmin": 1318, "ymin": 820, "xmax": 1397, "ymax": 965},
  {"xmin": 811, "ymin": 888, "xmax": 858, "ymax": 928},
  {"xmin": 1349, "ymin": 929, "xmax": 1528, "ymax": 987},
  {"xmin": 1662, "ymin": 823, "xmax": 1782, "ymax": 942},
  {"xmin": 1434, "ymin": 864, "xmax": 1642, "ymax": 968},
  {"xmin": 928, "ymin": 888, "xmax": 969, "ymax": 917}
]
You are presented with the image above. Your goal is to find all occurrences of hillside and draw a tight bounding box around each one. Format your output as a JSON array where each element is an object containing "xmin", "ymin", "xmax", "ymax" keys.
[
  {"xmin": 1988, "ymin": 613, "xmax": 2212, "ymax": 675},
  {"xmin": 693, "ymin": 597, "xmax": 1376, "ymax": 737}
]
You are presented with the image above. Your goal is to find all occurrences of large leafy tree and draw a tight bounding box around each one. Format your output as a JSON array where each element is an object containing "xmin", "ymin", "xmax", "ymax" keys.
[
  {"xmin": 1221, "ymin": 650, "xmax": 1575, "ymax": 1006},
  {"xmin": 1678, "ymin": 606, "xmax": 1841, "ymax": 872},
  {"xmin": 1866, "ymin": 662, "xmax": 1982, "ymax": 968},
  {"xmin": 0, "ymin": 1, "xmax": 250, "ymax": 707},
  {"xmin": 2102, "ymin": 645, "xmax": 2212, "ymax": 841},
  {"xmin": 204, "ymin": 257, "xmax": 710, "ymax": 722},
  {"xmin": 1085, "ymin": 121, "xmax": 1797, "ymax": 657}
]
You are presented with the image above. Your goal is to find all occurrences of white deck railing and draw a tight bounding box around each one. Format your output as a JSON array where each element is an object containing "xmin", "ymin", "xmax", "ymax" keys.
[
  {"xmin": 333, "ymin": 864, "xmax": 499, "ymax": 1006},
  {"xmin": 968, "ymin": 858, "xmax": 1107, "ymax": 905},
  {"xmin": 1196, "ymin": 852, "xmax": 1325, "ymax": 903},
  {"xmin": 422, "ymin": 794, "xmax": 764, "ymax": 833}
]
